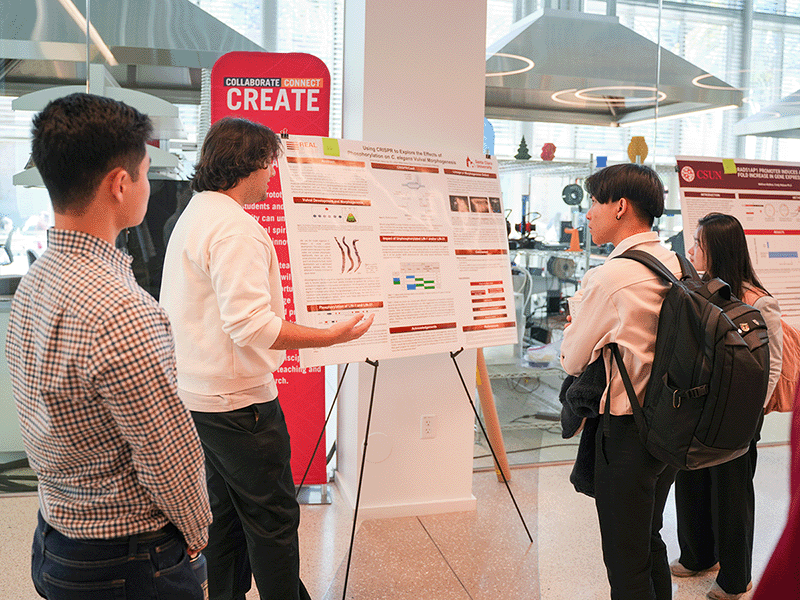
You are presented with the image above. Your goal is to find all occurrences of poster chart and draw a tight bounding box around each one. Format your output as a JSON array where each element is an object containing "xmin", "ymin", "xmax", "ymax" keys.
[
  {"xmin": 277, "ymin": 136, "xmax": 518, "ymax": 368},
  {"xmin": 676, "ymin": 156, "xmax": 800, "ymax": 328}
]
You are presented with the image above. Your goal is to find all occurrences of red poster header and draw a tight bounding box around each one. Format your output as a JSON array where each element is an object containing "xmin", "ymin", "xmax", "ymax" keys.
[
  {"xmin": 211, "ymin": 51, "xmax": 331, "ymax": 135},
  {"xmin": 676, "ymin": 159, "xmax": 800, "ymax": 192}
]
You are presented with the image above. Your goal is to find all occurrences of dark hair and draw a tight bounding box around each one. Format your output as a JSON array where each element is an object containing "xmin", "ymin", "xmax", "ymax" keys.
[
  {"xmin": 697, "ymin": 212, "xmax": 766, "ymax": 299},
  {"xmin": 584, "ymin": 163, "xmax": 664, "ymax": 226},
  {"xmin": 192, "ymin": 118, "xmax": 282, "ymax": 193},
  {"xmin": 31, "ymin": 93, "xmax": 152, "ymax": 214}
]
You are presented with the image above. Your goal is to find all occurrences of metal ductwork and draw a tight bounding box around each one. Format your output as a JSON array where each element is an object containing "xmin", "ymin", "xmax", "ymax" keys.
[
  {"xmin": 735, "ymin": 89, "xmax": 800, "ymax": 139},
  {"xmin": 0, "ymin": 0, "xmax": 264, "ymax": 105},
  {"xmin": 485, "ymin": 9, "xmax": 743, "ymax": 127}
]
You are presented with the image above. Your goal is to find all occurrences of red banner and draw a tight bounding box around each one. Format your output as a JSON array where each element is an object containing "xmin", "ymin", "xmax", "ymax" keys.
[
  {"xmin": 676, "ymin": 156, "xmax": 800, "ymax": 327},
  {"xmin": 676, "ymin": 159, "xmax": 800, "ymax": 193},
  {"xmin": 211, "ymin": 52, "xmax": 331, "ymax": 485}
]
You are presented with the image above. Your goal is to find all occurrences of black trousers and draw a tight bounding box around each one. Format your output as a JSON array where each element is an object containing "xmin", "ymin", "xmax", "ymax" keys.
[
  {"xmin": 595, "ymin": 415, "xmax": 678, "ymax": 600},
  {"xmin": 673, "ymin": 429, "xmax": 761, "ymax": 595},
  {"xmin": 192, "ymin": 400, "xmax": 311, "ymax": 600}
]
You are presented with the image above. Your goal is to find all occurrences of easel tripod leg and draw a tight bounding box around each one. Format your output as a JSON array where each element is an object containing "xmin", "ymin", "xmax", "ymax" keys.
[
  {"xmin": 296, "ymin": 363, "xmax": 350, "ymax": 499},
  {"xmin": 450, "ymin": 348, "xmax": 533, "ymax": 543},
  {"xmin": 341, "ymin": 358, "xmax": 379, "ymax": 600}
]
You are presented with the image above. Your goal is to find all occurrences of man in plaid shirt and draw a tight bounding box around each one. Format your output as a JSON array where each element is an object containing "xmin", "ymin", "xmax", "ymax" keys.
[{"xmin": 5, "ymin": 93, "xmax": 212, "ymax": 600}]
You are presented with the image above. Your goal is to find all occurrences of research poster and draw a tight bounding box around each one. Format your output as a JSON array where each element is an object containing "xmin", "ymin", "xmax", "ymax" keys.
[
  {"xmin": 277, "ymin": 136, "xmax": 518, "ymax": 368},
  {"xmin": 676, "ymin": 156, "xmax": 800, "ymax": 328}
]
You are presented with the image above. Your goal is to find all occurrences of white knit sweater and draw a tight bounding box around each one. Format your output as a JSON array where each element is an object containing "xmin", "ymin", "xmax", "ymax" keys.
[{"xmin": 160, "ymin": 191, "xmax": 285, "ymax": 410}]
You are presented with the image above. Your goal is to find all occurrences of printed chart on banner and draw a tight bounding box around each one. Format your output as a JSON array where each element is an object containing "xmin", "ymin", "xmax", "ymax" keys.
[
  {"xmin": 393, "ymin": 264, "xmax": 441, "ymax": 291},
  {"xmin": 746, "ymin": 231, "xmax": 800, "ymax": 322},
  {"xmin": 278, "ymin": 136, "xmax": 518, "ymax": 368},
  {"xmin": 676, "ymin": 156, "xmax": 800, "ymax": 328}
]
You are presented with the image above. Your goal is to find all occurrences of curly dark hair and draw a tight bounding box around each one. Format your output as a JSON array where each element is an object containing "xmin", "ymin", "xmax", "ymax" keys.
[
  {"xmin": 584, "ymin": 163, "xmax": 665, "ymax": 226},
  {"xmin": 31, "ymin": 93, "xmax": 152, "ymax": 214},
  {"xmin": 192, "ymin": 118, "xmax": 282, "ymax": 193}
]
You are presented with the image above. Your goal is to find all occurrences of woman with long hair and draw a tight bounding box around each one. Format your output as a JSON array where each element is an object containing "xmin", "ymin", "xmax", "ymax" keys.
[{"xmin": 671, "ymin": 212, "xmax": 784, "ymax": 600}]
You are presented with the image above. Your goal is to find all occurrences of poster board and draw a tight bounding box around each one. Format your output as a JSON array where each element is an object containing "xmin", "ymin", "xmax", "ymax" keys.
[
  {"xmin": 210, "ymin": 51, "xmax": 330, "ymax": 484},
  {"xmin": 277, "ymin": 135, "xmax": 518, "ymax": 369},
  {"xmin": 676, "ymin": 156, "xmax": 800, "ymax": 327}
]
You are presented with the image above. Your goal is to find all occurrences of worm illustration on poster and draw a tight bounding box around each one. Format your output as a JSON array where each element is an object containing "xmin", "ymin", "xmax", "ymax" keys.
[
  {"xmin": 342, "ymin": 237, "xmax": 355, "ymax": 273},
  {"xmin": 352, "ymin": 239, "xmax": 362, "ymax": 272},
  {"xmin": 334, "ymin": 236, "xmax": 345, "ymax": 273}
]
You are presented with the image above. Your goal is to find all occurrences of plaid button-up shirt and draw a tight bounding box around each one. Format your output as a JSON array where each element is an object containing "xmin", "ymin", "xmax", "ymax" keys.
[{"xmin": 6, "ymin": 229, "xmax": 211, "ymax": 549}]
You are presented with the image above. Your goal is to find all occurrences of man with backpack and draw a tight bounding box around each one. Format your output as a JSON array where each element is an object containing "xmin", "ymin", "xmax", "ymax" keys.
[{"xmin": 560, "ymin": 163, "xmax": 680, "ymax": 600}]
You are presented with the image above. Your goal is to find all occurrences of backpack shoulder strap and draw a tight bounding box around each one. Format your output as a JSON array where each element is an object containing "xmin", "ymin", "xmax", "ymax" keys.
[
  {"xmin": 670, "ymin": 253, "xmax": 734, "ymax": 301},
  {"xmin": 614, "ymin": 249, "xmax": 684, "ymax": 284},
  {"xmin": 675, "ymin": 253, "xmax": 700, "ymax": 281},
  {"xmin": 607, "ymin": 343, "xmax": 647, "ymax": 435}
]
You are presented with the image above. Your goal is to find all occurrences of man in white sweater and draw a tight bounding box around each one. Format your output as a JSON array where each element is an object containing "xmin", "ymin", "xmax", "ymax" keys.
[{"xmin": 160, "ymin": 117, "xmax": 373, "ymax": 600}]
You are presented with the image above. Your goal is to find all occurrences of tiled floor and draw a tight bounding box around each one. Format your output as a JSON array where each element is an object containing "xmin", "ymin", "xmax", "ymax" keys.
[{"xmin": 1, "ymin": 441, "xmax": 790, "ymax": 600}]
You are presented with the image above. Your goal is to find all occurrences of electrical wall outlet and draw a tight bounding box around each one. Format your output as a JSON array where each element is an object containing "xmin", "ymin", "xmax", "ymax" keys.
[{"xmin": 420, "ymin": 414, "xmax": 436, "ymax": 439}]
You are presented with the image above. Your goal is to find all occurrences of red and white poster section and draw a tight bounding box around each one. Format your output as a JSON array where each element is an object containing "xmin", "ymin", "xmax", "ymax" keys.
[
  {"xmin": 210, "ymin": 52, "xmax": 331, "ymax": 486},
  {"xmin": 274, "ymin": 137, "xmax": 519, "ymax": 368},
  {"xmin": 676, "ymin": 156, "xmax": 800, "ymax": 327}
]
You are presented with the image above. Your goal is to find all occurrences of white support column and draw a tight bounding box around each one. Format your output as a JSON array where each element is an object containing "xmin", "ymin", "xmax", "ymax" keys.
[{"xmin": 337, "ymin": 0, "xmax": 488, "ymax": 519}]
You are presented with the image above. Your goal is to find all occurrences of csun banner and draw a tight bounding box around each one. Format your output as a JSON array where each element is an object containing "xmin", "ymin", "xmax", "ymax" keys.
[{"xmin": 676, "ymin": 156, "xmax": 800, "ymax": 328}]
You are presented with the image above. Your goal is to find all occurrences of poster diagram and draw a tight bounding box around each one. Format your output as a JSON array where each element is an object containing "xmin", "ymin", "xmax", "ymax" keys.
[
  {"xmin": 278, "ymin": 136, "xmax": 518, "ymax": 368},
  {"xmin": 677, "ymin": 156, "xmax": 800, "ymax": 328}
]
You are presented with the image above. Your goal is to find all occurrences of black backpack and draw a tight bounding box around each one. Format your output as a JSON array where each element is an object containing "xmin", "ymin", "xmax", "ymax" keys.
[{"xmin": 607, "ymin": 249, "xmax": 770, "ymax": 470}]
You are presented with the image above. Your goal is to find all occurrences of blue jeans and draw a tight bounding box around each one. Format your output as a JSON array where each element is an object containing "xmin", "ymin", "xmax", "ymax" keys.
[{"xmin": 32, "ymin": 511, "xmax": 203, "ymax": 600}]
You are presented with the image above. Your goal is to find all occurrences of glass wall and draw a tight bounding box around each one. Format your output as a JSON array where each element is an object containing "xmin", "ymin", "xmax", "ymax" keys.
[
  {"xmin": 1, "ymin": 1, "xmax": 798, "ymax": 267},
  {"xmin": 0, "ymin": 0, "xmax": 797, "ymax": 472},
  {"xmin": 482, "ymin": 0, "xmax": 799, "ymax": 466}
]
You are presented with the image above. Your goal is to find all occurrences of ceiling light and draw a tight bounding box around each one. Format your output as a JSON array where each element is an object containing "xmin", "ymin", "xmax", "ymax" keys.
[
  {"xmin": 692, "ymin": 73, "xmax": 745, "ymax": 91},
  {"xmin": 551, "ymin": 87, "xmax": 666, "ymax": 107},
  {"xmin": 573, "ymin": 86, "xmax": 667, "ymax": 104},
  {"xmin": 485, "ymin": 53, "xmax": 535, "ymax": 78}
]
